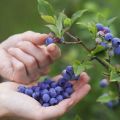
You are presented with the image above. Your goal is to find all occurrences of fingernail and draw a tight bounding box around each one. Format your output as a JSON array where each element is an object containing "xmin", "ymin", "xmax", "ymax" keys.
[{"xmin": 49, "ymin": 44, "xmax": 56, "ymax": 52}]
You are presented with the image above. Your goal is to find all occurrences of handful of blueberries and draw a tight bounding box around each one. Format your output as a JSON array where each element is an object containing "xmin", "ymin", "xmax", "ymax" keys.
[{"xmin": 18, "ymin": 66, "xmax": 79, "ymax": 107}]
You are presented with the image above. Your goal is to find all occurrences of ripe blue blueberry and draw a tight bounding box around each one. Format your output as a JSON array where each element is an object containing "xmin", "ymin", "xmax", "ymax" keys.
[
  {"xmin": 64, "ymin": 82, "xmax": 73, "ymax": 88},
  {"xmin": 114, "ymin": 46, "xmax": 120, "ymax": 55},
  {"xmin": 65, "ymin": 87, "xmax": 73, "ymax": 94},
  {"xmin": 41, "ymin": 89, "xmax": 49, "ymax": 96},
  {"xmin": 32, "ymin": 92, "xmax": 40, "ymax": 100},
  {"xmin": 45, "ymin": 37, "xmax": 54, "ymax": 45},
  {"xmin": 58, "ymin": 78, "xmax": 66, "ymax": 86},
  {"xmin": 96, "ymin": 23, "xmax": 104, "ymax": 31},
  {"xmin": 112, "ymin": 38, "xmax": 120, "ymax": 47},
  {"xmin": 55, "ymin": 86, "xmax": 63, "ymax": 94},
  {"xmin": 99, "ymin": 79, "xmax": 109, "ymax": 88},
  {"xmin": 104, "ymin": 33, "xmax": 113, "ymax": 41},
  {"xmin": 18, "ymin": 86, "xmax": 26, "ymax": 93},
  {"xmin": 25, "ymin": 88, "xmax": 33, "ymax": 96},
  {"xmin": 44, "ymin": 79, "xmax": 53, "ymax": 84},
  {"xmin": 31, "ymin": 86, "xmax": 37, "ymax": 91},
  {"xmin": 56, "ymin": 95, "xmax": 63, "ymax": 102},
  {"xmin": 66, "ymin": 66, "xmax": 74, "ymax": 74},
  {"xmin": 49, "ymin": 88, "xmax": 57, "ymax": 97},
  {"xmin": 103, "ymin": 27, "xmax": 111, "ymax": 33},
  {"xmin": 49, "ymin": 98, "xmax": 58, "ymax": 105},
  {"xmin": 62, "ymin": 70, "xmax": 71, "ymax": 81},
  {"xmin": 51, "ymin": 82, "xmax": 58, "ymax": 88},
  {"xmin": 38, "ymin": 83, "xmax": 46, "ymax": 90},
  {"xmin": 43, "ymin": 103, "xmax": 50, "ymax": 107},
  {"xmin": 100, "ymin": 42, "xmax": 107, "ymax": 48},
  {"xmin": 42, "ymin": 94, "xmax": 50, "ymax": 103},
  {"xmin": 106, "ymin": 101, "xmax": 113, "ymax": 108},
  {"xmin": 35, "ymin": 87, "xmax": 40, "ymax": 92},
  {"xmin": 62, "ymin": 92, "xmax": 70, "ymax": 99}
]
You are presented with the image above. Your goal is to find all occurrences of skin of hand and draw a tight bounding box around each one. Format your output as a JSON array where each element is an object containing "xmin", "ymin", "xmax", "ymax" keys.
[
  {"xmin": 0, "ymin": 31, "xmax": 61, "ymax": 84},
  {"xmin": 0, "ymin": 72, "xmax": 91, "ymax": 120}
]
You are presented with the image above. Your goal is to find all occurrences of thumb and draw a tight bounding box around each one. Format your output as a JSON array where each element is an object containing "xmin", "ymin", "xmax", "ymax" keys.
[{"xmin": 22, "ymin": 31, "xmax": 49, "ymax": 45}]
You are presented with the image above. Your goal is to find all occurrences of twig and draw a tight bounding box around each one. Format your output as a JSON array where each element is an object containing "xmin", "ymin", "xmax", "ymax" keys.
[{"xmin": 66, "ymin": 32, "xmax": 78, "ymax": 42}]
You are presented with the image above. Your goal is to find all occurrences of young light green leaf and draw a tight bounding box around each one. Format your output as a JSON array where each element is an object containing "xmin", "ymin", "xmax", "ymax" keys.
[
  {"xmin": 41, "ymin": 15, "xmax": 56, "ymax": 24},
  {"xmin": 97, "ymin": 93, "xmax": 118, "ymax": 103},
  {"xmin": 110, "ymin": 70, "xmax": 120, "ymax": 82},
  {"xmin": 37, "ymin": 0, "xmax": 54, "ymax": 16},
  {"xmin": 46, "ymin": 25, "xmax": 59, "ymax": 36},
  {"xmin": 108, "ymin": 17, "xmax": 117, "ymax": 26},
  {"xmin": 71, "ymin": 9, "xmax": 88, "ymax": 24}
]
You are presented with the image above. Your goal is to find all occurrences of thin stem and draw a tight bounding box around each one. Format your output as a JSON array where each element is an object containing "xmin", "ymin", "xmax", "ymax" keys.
[
  {"xmin": 91, "ymin": 56, "xmax": 109, "ymax": 69},
  {"xmin": 66, "ymin": 32, "xmax": 78, "ymax": 42}
]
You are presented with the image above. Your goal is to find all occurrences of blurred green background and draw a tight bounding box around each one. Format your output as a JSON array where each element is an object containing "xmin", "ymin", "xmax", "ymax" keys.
[{"xmin": 0, "ymin": 0, "xmax": 120, "ymax": 120}]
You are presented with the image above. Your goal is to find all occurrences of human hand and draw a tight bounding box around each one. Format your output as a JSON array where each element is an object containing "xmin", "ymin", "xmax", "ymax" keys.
[
  {"xmin": 0, "ymin": 72, "xmax": 90, "ymax": 120},
  {"xmin": 0, "ymin": 31, "xmax": 61, "ymax": 84}
]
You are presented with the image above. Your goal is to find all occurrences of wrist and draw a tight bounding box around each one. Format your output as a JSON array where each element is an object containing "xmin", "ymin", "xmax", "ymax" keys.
[{"xmin": 0, "ymin": 92, "xmax": 10, "ymax": 118}]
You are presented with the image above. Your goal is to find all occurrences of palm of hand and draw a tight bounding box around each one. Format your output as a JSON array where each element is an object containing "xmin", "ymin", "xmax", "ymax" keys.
[{"xmin": 0, "ymin": 73, "xmax": 90, "ymax": 120}]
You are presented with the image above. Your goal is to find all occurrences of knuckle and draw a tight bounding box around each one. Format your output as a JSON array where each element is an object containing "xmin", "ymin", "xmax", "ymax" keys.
[
  {"xmin": 28, "ymin": 57, "xmax": 36, "ymax": 66},
  {"xmin": 15, "ymin": 62, "xmax": 24, "ymax": 71}
]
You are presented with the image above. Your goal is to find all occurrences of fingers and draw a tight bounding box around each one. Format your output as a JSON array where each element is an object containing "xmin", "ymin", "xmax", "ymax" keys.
[
  {"xmin": 71, "ymin": 84, "xmax": 91, "ymax": 106},
  {"xmin": 41, "ymin": 99, "xmax": 73, "ymax": 119},
  {"xmin": 16, "ymin": 41, "xmax": 52, "ymax": 68},
  {"xmin": 11, "ymin": 57, "xmax": 32, "ymax": 84},
  {"xmin": 47, "ymin": 43, "xmax": 61, "ymax": 61},
  {"xmin": 22, "ymin": 31, "xmax": 49, "ymax": 45}
]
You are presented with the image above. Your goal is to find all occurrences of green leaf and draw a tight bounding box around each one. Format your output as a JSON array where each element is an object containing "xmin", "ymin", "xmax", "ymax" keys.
[
  {"xmin": 63, "ymin": 17, "xmax": 72, "ymax": 27},
  {"xmin": 56, "ymin": 12, "xmax": 66, "ymax": 38},
  {"xmin": 74, "ymin": 115, "xmax": 81, "ymax": 120},
  {"xmin": 71, "ymin": 9, "xmax": 88, "ymax": 24},
  {"xmin": 41, "ymin": 15, "xmax": 56, "ymax": 24},
  {"xmin": 37, "ymin": 0, "xmax": 54, "ymax": 16},
  {"xmin": 108, "ymin": 17, "xmax": 117, "ymax": 26},
  {"xmin": 46, "ymin": 25, "xmax": 59, "ymax": 36},
  {"xmin": 110, "ymin": 70, "xmax": 120, "ymax": 82},
  {"xmin": 97, "ymin": 93, "xmax": 118, "ymax": 103},
  {"xmin": 91, "ymin": 45, "xmax": 105, "ymax": 56}
]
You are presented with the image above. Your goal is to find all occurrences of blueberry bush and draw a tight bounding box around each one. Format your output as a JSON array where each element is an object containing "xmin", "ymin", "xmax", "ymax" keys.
[{"xmin": 1, "ymin": 0, "xmax": 120, "ymax": 120}]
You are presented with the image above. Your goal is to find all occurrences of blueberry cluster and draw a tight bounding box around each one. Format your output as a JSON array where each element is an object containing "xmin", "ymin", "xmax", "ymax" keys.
[
  {"xmin": 18, "ymin": 66, "xmax": 79, "ymax": 107},
  {"xmin": 45, "ymin": 37, "xmax": 64, "ymax": 45},
  {"xmin": 96, "ymin": 23, "xmax": 120, "ymax": 56}
]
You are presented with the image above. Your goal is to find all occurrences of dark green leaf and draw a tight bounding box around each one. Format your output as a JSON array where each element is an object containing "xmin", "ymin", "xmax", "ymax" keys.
[
  {"xmin": 110, "ymin": 70, "xmax": 120, "ymax": 82},
  {"xmin": 37, "ymin": 0, "xmax": 54, "ymax": 16},
  {"xmin": 71, "ymin": 9, "xmax": 88, "ymax": 24},
  {"xmin": 41, "ymin": 15, "xmax": 56, "ymax": 24},
  {"xmin": 91, "ymin": 45, "xmax": 105, "ymax": 56}
]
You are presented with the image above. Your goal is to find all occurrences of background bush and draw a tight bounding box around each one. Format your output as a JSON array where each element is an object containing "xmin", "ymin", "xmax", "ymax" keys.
[{"xmin": 0, "ymin": 0, "xmax": 120, "ymax": 120}]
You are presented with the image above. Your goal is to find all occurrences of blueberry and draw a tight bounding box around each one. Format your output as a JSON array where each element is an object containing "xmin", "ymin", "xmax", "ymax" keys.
[
  {"xmin": 114, "ymin": 46, "xmax": 120, "ymax": 55},
  {"xmin": 66, "ymin": 66, "xmax": 74, "ymax": 74},
  {"xmin": 42, "ymin": 94, "xmax": 50, "ymax": 103},
  {"xmin": 62, "ymin": 70, "xmax": 71, "ymax": 81},
  {"xmin": 96, "ymin": 23, "xmax": 104, "ymax": 31},
  {"xmin": 100, "ymin": 42, "xmax": 107, "ymax": 48},
  {"xmin": 62, "ymin": 92, "xmax": 70, "ymax": 99},
  {"xmin": 55, "ymin": 86, "xmax": 63, "ymax": 94},
  {"xmin": 64, "ymin": 82, "xmax": 73, "ymax": 88},
  {"xmin": 35, "ymin": 87, "xmax": 40, "ymax": 92},
  {"xmin": 112, "ymin": 38, "xmax": 120, "ymax": 47},
  {"xmin": 103, "ymin": 27, "xmax": 111, "ymax": 33},
  {"xmin": 58, "ymin": 78, "xmax": 66, "ymax": 86},
  {"xmin": 44, "ymin": 79, "xmax": 53, "ymax": 84},
  {"xmin": 49, "ymin": 88, "xmax": 57, "ymax": 97},
  {"xmin": 106, "ymin": 101, "xmax": 113, "ymax": 108},
  {"xmin": 43, "ymin": 103, "xmax": 50, "ymax": 107},
  {"xmin": 51, "ymin": 82, "xmax": 58, "ymax": 88},
  {"xmin": 18, "ymin": 86, "xmax": 26, "ymax": 93},
  {"xmin": 49, "ymin": 98, "xmax": 58, "ymax": 105},
  {"xmin": 65, "ymin": 87, "xmax": 73, "ymax": 94},
  {"xmin": 56, "ymin": 95, "xmax": 64, "ymax": 102},
  {"xmin": 74, "ymin": 75, "xmax": 80, "ymax": 80},
  {"xmin": 41, "ymin": 89, "xmax": 49, "ymax": 96},
  {"xmin": 25, "ymin": 88, "xmax": 33, "ymax": 96},
  {"xmin": 31, "ymin": 86, "xmax": 37, "ymax": 91},
  {"xmin": 38, "ymin": 83, "xmax": 46, "ymax": 90},
  {"xmin": 45, "ymin": 37, "xmax": 54, "ymax": 45},
  {"xmin": 32, "ymin": 92, "xmax": 40, "ymax": 100},
  {"xmin": 99, "ymin": 79, "xmax": 109, "ymax": 88},
  {"xmin": 104, "ymin": 33, "xmax": 113, "ymax": 41}
]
